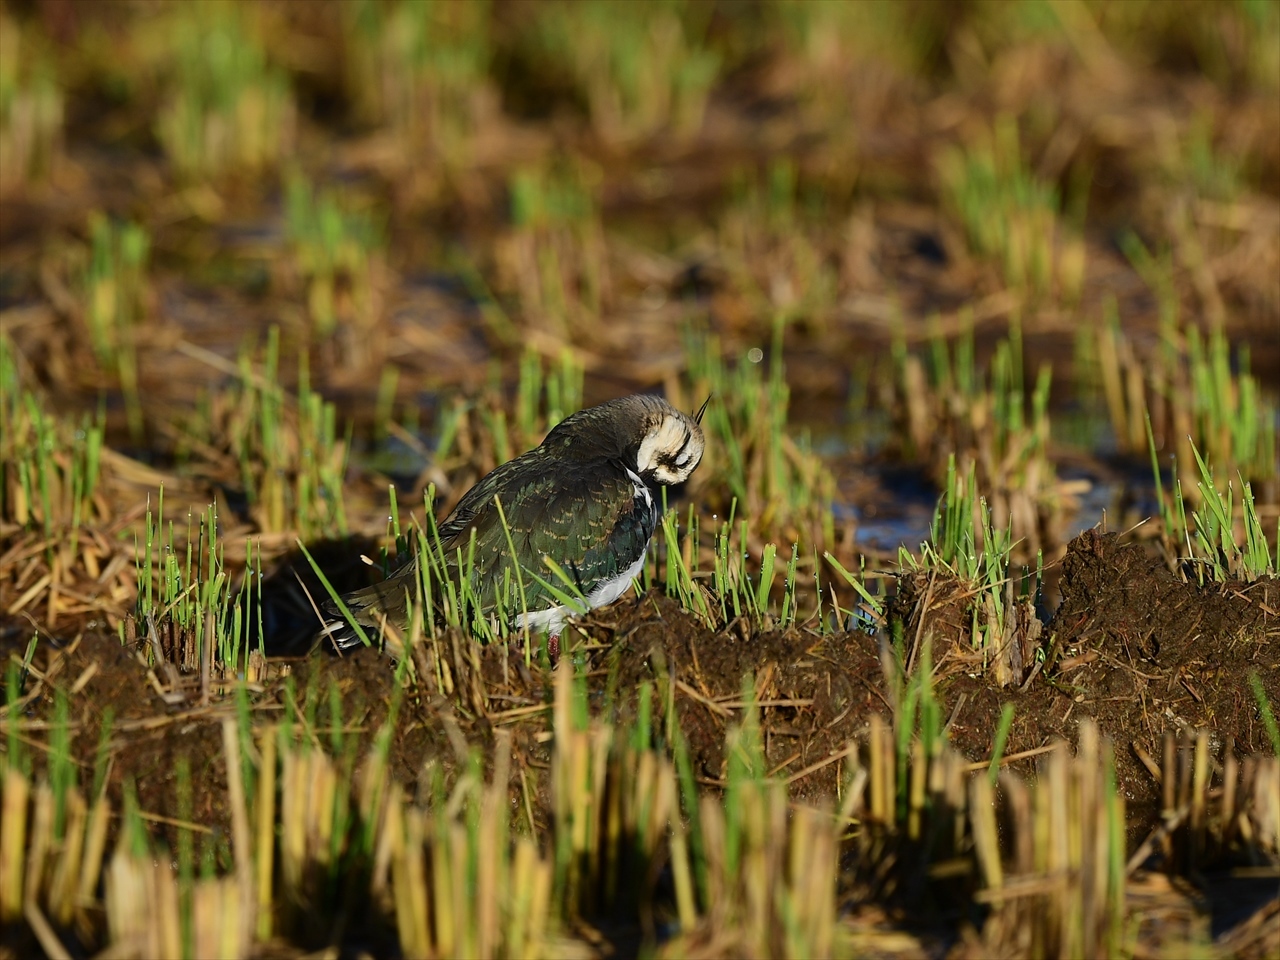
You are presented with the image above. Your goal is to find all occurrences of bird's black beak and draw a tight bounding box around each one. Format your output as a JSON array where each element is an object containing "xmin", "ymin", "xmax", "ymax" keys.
[{"xmin": 694, "ymin": 395, "xmax": 711, "ymax": 425}]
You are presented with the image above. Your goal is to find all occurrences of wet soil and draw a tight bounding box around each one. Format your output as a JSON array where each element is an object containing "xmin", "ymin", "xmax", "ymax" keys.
[
  {"xmin": 569, "ymin": 593, "xmax": 885, "ymax": 804},
  {"xmin": 942, "ymin": 531, "xmax": 1280, "ymax": 827},
  {"xmin": 6, "ymin": 531, "xmax": 1276, "ymax": 862}
]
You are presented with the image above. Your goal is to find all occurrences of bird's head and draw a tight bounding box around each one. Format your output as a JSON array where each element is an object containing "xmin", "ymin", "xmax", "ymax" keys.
[
  {"xmin": 545, "ymin": 394, "xmax": 707, "ymax": 486},
  {"xmin": 632, "ymin": 396, "xmax": 707, "ymax": 486}
]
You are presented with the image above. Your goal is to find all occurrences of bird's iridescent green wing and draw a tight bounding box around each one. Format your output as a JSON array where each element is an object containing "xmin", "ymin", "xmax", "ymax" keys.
[{"xmin": 443, "ymin": 461, "xmax": 655, "ymax": 622}]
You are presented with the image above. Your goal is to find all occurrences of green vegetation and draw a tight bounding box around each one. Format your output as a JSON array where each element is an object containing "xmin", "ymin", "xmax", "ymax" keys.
[
  {"xmin": 347, "ymin": 0, "xmax": 492, "ymax": 170},
  {"xmin": 154, "ymin": 1, "xmax": 294, "ymax": 178},
  {"xmin": 133, "ymin": 491, "xmax": 266, "ymax": 683},
  {"xmin": 939, "ymin": 116, "xmax": 1084, "ymax": 300},
  {"xmin": 650, "ymin": 503, "xmax": 805, "ymax": 633},
  {"xmin": 1150, "ymin": 427, "xmax": 1278, "ymax": 585},
  {"xmin": 0, "ymin": 12, "xmax": 62, "ymax": 190},
  {"xmin": 177, "ymin": 328, "xmax": 349, "ymax": 538},
  {"xmin": 892, "ymin": 318, "xmax": 1068, "ymax": 559},
  {"xmin": 535, "ymin": 0, "xmax": 719, "ymax": 145},
  {"xmin": 1085, "ymin": 288, "xmax": 1277, "ymax": 492},
  {"xmin": 717, "ymin": 160, "xmax": 841, "ymax": 330},
  {"xmin": 83, "ymin": 215, "xmax": 149, "ymax": 439},
  {"xmin": 0, "ymin": 336, "xmax": 105, "ymax": 540},
  {"xmin": 497, "ymin": 163, "xmax": 610, "ymax": 341},
  {"xmin": 284, "ymin": 172, "xmax": 385, "ymax": 344},
  {"xmin": 686, "ymin": 325, "xmax": 836, "ymax": 551},
  {"xmin": 898, "ymin": 456, "xmax": 1043, "ymax": 688}
]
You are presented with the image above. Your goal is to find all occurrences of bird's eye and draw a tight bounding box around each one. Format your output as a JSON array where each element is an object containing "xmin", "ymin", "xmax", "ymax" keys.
[
  {"xmin": 656, "ymin": 454, "xmax": 691, "ymax": 479},
  {"xmin": 668, "ymin": 432, "xmax": 693, "ymax": 465}
]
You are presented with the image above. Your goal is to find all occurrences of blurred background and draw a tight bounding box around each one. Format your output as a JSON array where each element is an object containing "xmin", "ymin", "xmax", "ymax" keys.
[{"xmin": 1, "ymin": 0, "xmax": 1277, "ymax": 570}]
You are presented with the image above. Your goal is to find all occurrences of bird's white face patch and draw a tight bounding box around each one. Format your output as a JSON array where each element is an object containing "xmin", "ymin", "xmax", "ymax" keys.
[{"xmin": 636, "ymin": 414, "xmax": 705, "ymax": 486}]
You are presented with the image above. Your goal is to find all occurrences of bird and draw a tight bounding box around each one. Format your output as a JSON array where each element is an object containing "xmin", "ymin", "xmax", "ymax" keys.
[{"xmin": 319, "ymin": 394, "xmax": 707, "ymax": 653}]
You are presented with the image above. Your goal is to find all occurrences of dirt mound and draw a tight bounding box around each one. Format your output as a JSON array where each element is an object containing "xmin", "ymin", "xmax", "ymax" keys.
[
  {"xmin": 1051, "ymin": 531, "xmax": 1279, "ymax": 702},
  {"xmin": 943, "ymin": 530, "xmax": 1280, "ymax": 823},
  {"xmin": 570, "ymin": 593, "xmax": 884, "ymax": 803}
]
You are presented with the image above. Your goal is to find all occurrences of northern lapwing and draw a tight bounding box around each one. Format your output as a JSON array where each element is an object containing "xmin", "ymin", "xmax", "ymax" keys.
[{"xmin": 320, "ymin": 394, "xmax": 707, "ymax": 653}]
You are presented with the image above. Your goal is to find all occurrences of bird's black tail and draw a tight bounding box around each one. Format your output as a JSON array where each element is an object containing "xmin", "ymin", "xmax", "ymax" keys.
[
  {"xmin": 316, "ymin": 599, "xmax": 370, "ymax": 651},
  {"xmin": 315, "ymin": 570, "xmax": 413, "ymax": 652}
]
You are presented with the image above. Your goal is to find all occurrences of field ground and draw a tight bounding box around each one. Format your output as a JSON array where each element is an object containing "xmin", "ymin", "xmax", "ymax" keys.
[{"xmin": 2, "ymin": 2, "xmax": 1279, "ymax": 957}]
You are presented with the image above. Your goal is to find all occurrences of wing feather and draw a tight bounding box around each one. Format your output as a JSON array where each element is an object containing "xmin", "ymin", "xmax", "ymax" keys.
[{"xmin": 445, "ymin": 460, "xmax": 655, "ymax": 616}]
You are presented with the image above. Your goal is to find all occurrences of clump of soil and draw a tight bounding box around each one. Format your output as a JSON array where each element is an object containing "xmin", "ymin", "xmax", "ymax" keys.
[
  {"xmin": 572, "ymin": 593, "xmax": 884, "ymax": 803},
  {"xmin": 941, "ymin": 530, "xmax": 1280, "ymax": 821}
]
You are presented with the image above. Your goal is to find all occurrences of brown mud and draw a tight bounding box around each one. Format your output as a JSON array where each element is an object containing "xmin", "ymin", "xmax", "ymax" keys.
[
  {"xmin": 6, "ymin": 530, "xmax": 1276, "ymax": 864},
  {"xmin": 944, "ymin": 531, "xmax": 1280, "ymax": 826}
]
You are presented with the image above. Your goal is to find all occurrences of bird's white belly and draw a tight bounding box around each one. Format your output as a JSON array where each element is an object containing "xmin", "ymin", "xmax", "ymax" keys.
[
  {"xmin": 586, "ymin": 550, "xmax": 648, "ymax": 608},
  {"xmin": 515, "ymin": 549, "xmax": 647, "ymax": 635}
]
